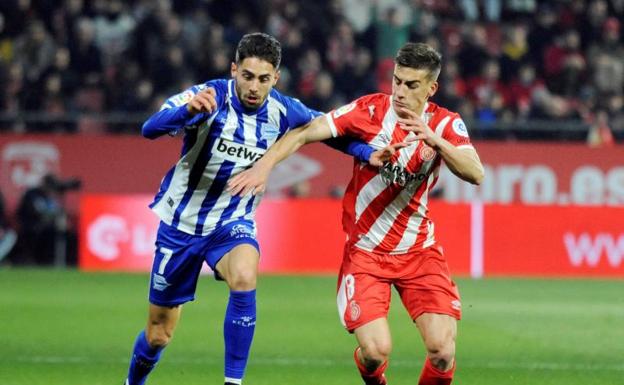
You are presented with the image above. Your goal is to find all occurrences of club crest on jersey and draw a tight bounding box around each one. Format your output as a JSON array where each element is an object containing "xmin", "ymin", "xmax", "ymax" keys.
[
  {"xmin": 260, "ymin": 122, "xmax": 280, "ymax": 140},
  {"xmin": 349, "ymin": 301, "xmax": 361, "ymax": 321},
  {"xmin": 419, "ymin": 144, "xmax": 436, "ymax": 161},
  {"xmin": 333, "ymin": 102, "xmax": 356, "ymax": 118}
]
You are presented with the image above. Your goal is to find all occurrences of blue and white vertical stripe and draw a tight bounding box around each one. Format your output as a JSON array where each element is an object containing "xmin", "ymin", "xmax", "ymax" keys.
[{"xmin": 149, "ymin": 79, "xmax": 317, "ymax": 236}]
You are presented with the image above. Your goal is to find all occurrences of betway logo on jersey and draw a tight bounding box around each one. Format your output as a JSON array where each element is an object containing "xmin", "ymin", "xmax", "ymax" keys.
[
  {"xmin": 564, "ymin": 232, "xmax": 624, "ymax": 267},
  {"xmin": 212, "ymin": 138, "xmax": 266, "ymax": 165}
]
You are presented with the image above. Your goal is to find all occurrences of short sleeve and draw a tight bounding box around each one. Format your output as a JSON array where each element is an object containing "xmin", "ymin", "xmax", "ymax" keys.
[
  {"xmin": 284, "ymin": 97, "xmax": 321, "ymax": 128},
  {"xmin": 159, "ymin": 80, "xmax": 227, "ymax": 126},
  {"xmin": 442, "ymin": 116, "xmax": 473, "ymax": 149},
  {"xmin": 324, "ymin": 96, "xmax": 372, "ymax": 137}
]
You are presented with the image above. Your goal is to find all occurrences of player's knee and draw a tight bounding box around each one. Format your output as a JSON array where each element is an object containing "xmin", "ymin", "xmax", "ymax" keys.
[
  {"xmin": 360, "ymin": 340, "xmax": 392, "ymax": 366},
  {"xmin": 227, "ymin": 266, "xmax": 257, "ymax": 290},
  {"xmin": 146, "ymin": 325, "xmax": 174, "ymax": 348},
  {"xmin": 426, "ymin": 340, "xmax": 455, "ymax": 371}
]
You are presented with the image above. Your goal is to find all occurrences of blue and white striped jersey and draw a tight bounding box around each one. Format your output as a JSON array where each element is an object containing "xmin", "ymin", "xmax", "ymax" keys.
[{"xmin": 145, "ymin": 79, "xmax": 320, "ymax": 236}]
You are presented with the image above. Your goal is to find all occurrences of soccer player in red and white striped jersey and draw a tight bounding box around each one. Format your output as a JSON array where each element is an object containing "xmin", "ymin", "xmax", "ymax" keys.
[{"xmin": 228, "ymin": 42, "xmax": 484, "ymax": 385}]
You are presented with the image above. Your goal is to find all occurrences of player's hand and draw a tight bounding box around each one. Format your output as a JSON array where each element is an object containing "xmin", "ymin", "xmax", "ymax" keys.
[
  {"xmin": 187, "ymin": 88, "xmax": 217, "ymax": 116},
  {"xmin": 397, "ymin": 108, "xmax": 438, "ymax": 147},
  {"xmin": 227, "ymin": 162, "xmax": 272, "ymax": 197},
  {"xmin": 369, "ymin": 142, "xmax": 409, "ymax": 167}
]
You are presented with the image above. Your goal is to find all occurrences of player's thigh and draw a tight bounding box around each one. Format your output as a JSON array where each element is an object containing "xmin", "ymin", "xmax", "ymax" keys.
[
  {"xmin": 354, "ymin": 317, "xmax": 393, "ymax": 358},
  {"xmin": 203, "ymin": 220, "xmax": 260, "ymax": 289},
  {"xmin": 215, "ymin": 243, "xmax": 260, "ymax": 289},
  {"xmin": 415, "ymin": 312, "xmax": 457, "ymax": 355}
]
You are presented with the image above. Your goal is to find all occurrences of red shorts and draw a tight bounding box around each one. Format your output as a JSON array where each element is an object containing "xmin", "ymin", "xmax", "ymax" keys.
[{"xmin": 336, "ymin": 243, "xmax": 461, "ymax": 332}]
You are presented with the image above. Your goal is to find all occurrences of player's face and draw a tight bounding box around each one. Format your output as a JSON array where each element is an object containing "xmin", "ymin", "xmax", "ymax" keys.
[
  {"xmin": 231, "ymin": 57, "xmax": 280, "ymax": 109},
  {"xmin": 391, "ymin": 64, "xmax": 438, "ymax": 118}
]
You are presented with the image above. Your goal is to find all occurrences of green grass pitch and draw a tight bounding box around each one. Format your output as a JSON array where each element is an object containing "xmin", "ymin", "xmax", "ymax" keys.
[{"xmin": 0, "ymin": 269, "xmax": 623, "ymax": 385}]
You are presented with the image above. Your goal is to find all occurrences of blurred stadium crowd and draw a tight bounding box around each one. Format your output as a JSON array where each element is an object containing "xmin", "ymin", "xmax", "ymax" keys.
[{"xmin": 0, "ymin": 0, "xmax": 622, "ymax": 142}]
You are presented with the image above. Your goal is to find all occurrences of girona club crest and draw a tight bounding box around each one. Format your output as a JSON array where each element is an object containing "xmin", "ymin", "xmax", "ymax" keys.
[
  {"xmin": 419, "ymin": 144, "xmax": 436, "ymax": 162},
  {"xmin": 349, "ymin": 300, "xmax": 361, "ymax": 321}
]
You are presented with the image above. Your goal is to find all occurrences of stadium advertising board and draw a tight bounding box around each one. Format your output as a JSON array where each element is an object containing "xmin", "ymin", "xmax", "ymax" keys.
[
  {"xmin": 79, "ymin": 195, "xmax": 623, "ymax": 277},
  {"xmin": 0, "ymin": 135, "xmax": 622, "ymax": 214}
]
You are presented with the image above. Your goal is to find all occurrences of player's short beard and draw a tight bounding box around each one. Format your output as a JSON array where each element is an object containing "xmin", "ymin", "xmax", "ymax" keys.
[{"xmin": 235, "ymin": 83, "xmax": 264, "ymax": 110}]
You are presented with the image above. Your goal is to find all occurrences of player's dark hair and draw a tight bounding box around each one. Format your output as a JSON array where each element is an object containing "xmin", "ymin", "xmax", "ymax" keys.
[
  {"xmin": 235, "ymin": 32, "xmax": 281, "ymax": 69},
  {"xmin": 395, "ymin": 42, "xmax": 442, "ymax": 80}
]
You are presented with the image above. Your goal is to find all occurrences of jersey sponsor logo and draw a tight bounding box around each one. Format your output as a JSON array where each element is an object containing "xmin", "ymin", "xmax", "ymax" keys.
[
  {"xmin": 419, "ymin": 144, "xmax": 436, "ymax": 161},
  {"xmin": 333, "ymin": 102, "xmax": 356, "ymax": 118},
  {"xmin": 379, "ymin": 162, "xmax": 427, "ymax": 191},
  {"xmin": 230, "ymin": 223, "xmax": 255, "ymax": 238},
  {"xmin": 452, "ymin": 118, "xmax": 469, "ymax": 137},
  {"xmin": 212, "ymin": 138, "xmax": 266, "ymax": 165}
]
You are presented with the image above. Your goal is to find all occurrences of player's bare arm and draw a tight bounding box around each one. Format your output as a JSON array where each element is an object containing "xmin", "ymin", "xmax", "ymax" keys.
[
  {"xmin": 398, "ymin": 108, "xmax": 484, "ymax": 185},
  {"xmin": 227, "ymin": 115, "xmax": 408, "ymax": 196},
  {"xmin": 227, "ymin": 115, "xmax": 334, "ymax": 196},
  {"xmin": 186, "ymin": 88, "xmax": 218, "ymax": 115}
]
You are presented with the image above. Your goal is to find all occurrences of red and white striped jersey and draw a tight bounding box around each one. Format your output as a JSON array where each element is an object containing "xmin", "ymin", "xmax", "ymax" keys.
[{"xmin": 326, "ymin": 93, "xmax": 473, "ymax": 254}]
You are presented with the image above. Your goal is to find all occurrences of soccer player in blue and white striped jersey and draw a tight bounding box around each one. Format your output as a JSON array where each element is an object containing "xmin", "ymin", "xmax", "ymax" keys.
[{"xmin": 123, "ymin": 33, "xmax": 387, "ymax": 385}]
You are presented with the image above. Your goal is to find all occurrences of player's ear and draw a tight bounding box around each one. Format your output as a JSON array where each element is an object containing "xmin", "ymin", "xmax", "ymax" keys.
[
  {"xmin": 428, "ymin": 81, "xmax": 438, "ymax": 98},
  {"xmin": 273, "ymin": 69, "xmax": 280, "ymax": 86},
  {"xmin": 230, "ymin": 62, "xmax": 238, "ymax": 78}
]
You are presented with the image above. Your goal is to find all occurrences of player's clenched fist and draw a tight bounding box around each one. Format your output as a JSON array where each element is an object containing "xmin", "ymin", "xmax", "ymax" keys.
[{"xmin": 187, "ymin": 88, "xmax": 218, "ymax": 115}]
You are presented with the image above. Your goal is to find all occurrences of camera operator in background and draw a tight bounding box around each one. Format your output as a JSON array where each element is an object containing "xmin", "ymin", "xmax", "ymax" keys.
[
  {"xmin": 0, "ymin": 189, "xmax": 17, "ymax": 264},
  {"xmin": 13, "ymin": 174, "xmax": 80, "ymax": 266}
]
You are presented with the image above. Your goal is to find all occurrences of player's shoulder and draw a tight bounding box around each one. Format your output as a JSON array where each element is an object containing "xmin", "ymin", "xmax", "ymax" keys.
[
  {"xmin": 332, "ymin": 93, "xmax": 389, "ymax": 119},
  {"xmin": 354, "ymin": 93, "xmax": 389, "ymax": 108},
  {"xmin": 426, "ymin": 101, "xmax": 469, "ymax": 137},
  {"xmin": 202, "ymin": 78, "xmax": 229, "ymax": 94},
  {"xmin": 426, "ymin": 101, "xmax": 459, "ymax": 119},
  {"xmin": 268, "ymin": 88, "xmax": 304, "ymax": 112}
]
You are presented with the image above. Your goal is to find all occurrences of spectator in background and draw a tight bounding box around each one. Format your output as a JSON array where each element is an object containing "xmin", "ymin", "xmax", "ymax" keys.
[
  {"xmin": 459, "ymin": 0, "xmax": 502, "ymax": 22},
  {"xmin": 543, "ymin": 30, "xmax": 586, "ymax": 97},
  {"xmin": 527, "ymin": 3, "xmax": 559, "ymax": 77},
  {"xmin": 14, "ymin": 21, "xmax": 57, "ymax": 111},
  {"xmin": 69, "ymin": 18, "xmax": 103, "ymax": 85},
  {"xmin": 587, "ymin": 109, "xmax": 615, "ymax": 147},
  {"xmin": 0, "ymin": 0, "xmax": 622, "ymax": 138},
  {"xmin": 499, "ymin": 23, "xmax": 530, "ymax": 82},
  {"xmin": 467, "ymin": 59, "xmax": 509, "ymax": 124},
  {"xmin": 507, "ymin": 63, "xmax": 545, "ymax": 119},
  {"xmin": 457, "ymin": 23, "xmax": 490, "ymax": 80},
  {"xmin": 587, "ymin": 18, "xmax": 624, "ymax": 100},
  {"xmin": 305, "ymin": 70, "xmax": 343, "ymax": 112}
]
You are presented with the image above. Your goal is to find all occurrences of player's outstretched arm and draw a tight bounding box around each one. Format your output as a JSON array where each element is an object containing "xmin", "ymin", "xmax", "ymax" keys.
[
  {"xmin": 397, "ymin": 108, "xmax": 484, "ymax": 185},
  {"xmin": 227, "ymin": 115, "xmax": 333, "ymax": 196},
  {"xmin": 141, "ymin": 88, "xmax": 217, "ymax": 139}
]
